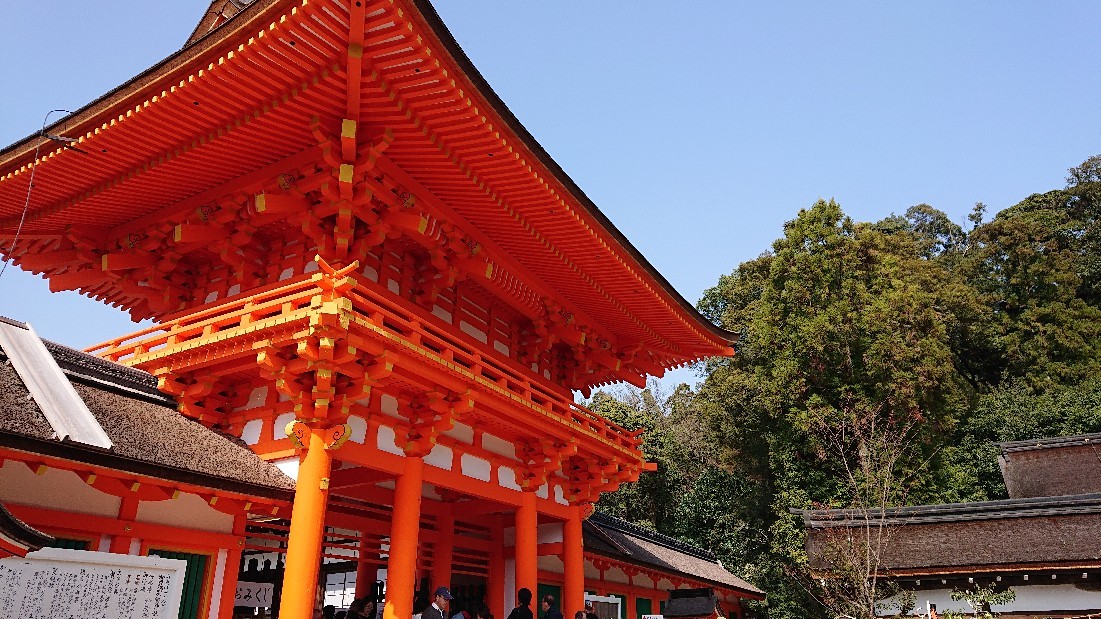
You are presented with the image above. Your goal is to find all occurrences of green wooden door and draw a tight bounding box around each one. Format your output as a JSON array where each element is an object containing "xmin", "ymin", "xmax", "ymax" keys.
[
  {"xmin": 537, "ymin": 583, "xmax": 563, "ymax": 611},
  {"xmin": 148, "ymin": 549, "xmax": 209, "ymax": 619},
  {"xmin": 636, "ymin": 598, "xmax": 652, "ymax": 619},
  {"xmin": 46, "ymin": 538, "xmax": 90, "ymax": 550}
]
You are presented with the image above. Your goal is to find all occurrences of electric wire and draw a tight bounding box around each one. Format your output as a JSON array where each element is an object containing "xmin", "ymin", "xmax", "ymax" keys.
[{"xmin": 0, "ymin": 109, "xmax": 74, "ymax": 280}]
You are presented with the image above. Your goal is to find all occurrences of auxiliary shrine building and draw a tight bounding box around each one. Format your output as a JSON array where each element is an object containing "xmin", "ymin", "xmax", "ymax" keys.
[{"xmin": 0, "ymin": 2, "xmax": 762, "ymax": 619}]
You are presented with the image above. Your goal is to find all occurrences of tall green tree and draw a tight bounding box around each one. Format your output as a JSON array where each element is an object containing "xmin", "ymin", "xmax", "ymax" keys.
[{"xmin": 695, "ymin": 199, "xmax": 969, "ymax": 617}]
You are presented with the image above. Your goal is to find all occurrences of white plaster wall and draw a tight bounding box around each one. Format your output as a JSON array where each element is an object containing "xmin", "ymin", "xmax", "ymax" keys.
[
  {"xmin": 498, "ymin": 467, "xmax": 521, "ymax": 492},
  {"xmin": 881, "ymin": 584, "xmax": 1101, "ymax": 615},
  {"xmin": 424, "ymin": 444, "xmax": 453, "ymax": 470},
  {"xmin": 432, "ymin": 306, "xmax": 453, "ymax": 323},
  {"xmin": 537, "ymin": 523, "xmax": 563, "ymax": 544},
  {"xmin": 208, "ymin": 549, "xmax": 229, "ymax": 619},
  {"xmin": 461, "ymin": 454, "xmax": 492, "ymax": 482},
  {"xmin": 603, "ymin": 566, "xmax": 630, "ymax": 585},
  {"xmin": 348, "ymin": 415, "xmax": 368, "ymax": 444},
  {"xmin": 273, "ymin": 456, "xmax": 301, "ymax": 481},
  {"xmin": 377, "ymin": 425, "xmax": 403, "ymax": 455},
  {"xmin": 0, "ymin": 460, "xmax": 121, "ymax": 517},
  {"xmin": 482, "ymin": 434, "xmax": 516, "ymax": 460},
  {"xmin": 136, "ymin": 492, "xmax": 233, "ymax": 534},
  {"xmin": 274, "ymin": 412, "xmax": 295, "ymax": 439},
  {"xmin": 240, "ymin": 419, "xmax": 263, "ymax": 445},
  {"xmin": 538, "ymin": 555, "xmax": 563, "ymax": 573},
  {"xmin": 444, "ymin": 422, "xmax": 474, "ymax": 445},
  {"xmin": 504, "ymin": 557, "xmax": 516, "ymax": 611},
  {"xmin": 460, "ymin": 321, "xmax": 488, "ymax": 344}
]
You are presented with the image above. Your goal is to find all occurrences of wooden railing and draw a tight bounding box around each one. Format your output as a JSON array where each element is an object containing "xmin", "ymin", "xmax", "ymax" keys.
[{"xmin": 86, "ymin": 271, "xmax": 642, "ymax": 453}]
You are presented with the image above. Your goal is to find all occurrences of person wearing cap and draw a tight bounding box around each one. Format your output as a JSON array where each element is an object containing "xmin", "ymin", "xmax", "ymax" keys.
[{"xmin": 422, "ymin": 586, "xmax": 454, "ymax": 619}]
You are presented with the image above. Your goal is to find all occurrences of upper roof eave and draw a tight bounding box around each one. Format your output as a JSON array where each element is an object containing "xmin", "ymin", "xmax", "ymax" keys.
[
  {"xmin": 0, "ymin": 0, "xmax": 737, "ymax": 351},
  {"xmin": 0, "ymin": 0, "xmax": 287, "ymax": 163},
  {"xmin": 407, "ymin": 0, "xmax": 737, "ymax": 347},
  {"xmin": 997, "ymin": 432, "xmax": 1101, "ymax": 454}
]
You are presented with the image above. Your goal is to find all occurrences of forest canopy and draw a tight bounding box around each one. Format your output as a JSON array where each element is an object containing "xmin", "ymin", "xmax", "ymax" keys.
[{"xmin": 590, "ymin": 155, "xmax": 1101, "ymax": 618}]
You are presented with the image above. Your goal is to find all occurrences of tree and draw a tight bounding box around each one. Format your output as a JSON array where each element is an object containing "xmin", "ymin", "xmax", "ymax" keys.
[
  {"xmin": 943, "ymin": 584, "xmax": 1016, "ymax": 618},
  {"xmin": 805, "ymin": 412, "xmax": 928, "ymax": 619},
  {"xmin": 695, "ymin": 199, "xmax": 967, "ymax": 617}
]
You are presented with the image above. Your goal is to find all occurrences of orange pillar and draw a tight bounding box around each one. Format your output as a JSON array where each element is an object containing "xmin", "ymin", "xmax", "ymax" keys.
[
  {"xmin": 626, "ymin": 594, "xmax": 636, "ymax": 619},
  {"xmin": 279, "ymin": 425, "xmax": 335, "ymax": 619},
  {"xmin": 563, "ymin": 507, "xmax": 585, "ymax": 617},
  {"xmin": 356, "ymin": 533, "xmax": 377, "ymax": 599},
  {"xmin": 515, "ymin": 490, "xmax": 538, "ymax": 599},
  {"xmin": 488, "ymin": 516, "xmax": 505, "ymax": 619},
  {"xmin": 219, "ymin": 515, "xmax": 247, "ymax": 619},
  {"xmin": 384, "ymin": 456, "xmax": 425, "ymax": 619},
  {"xmin": 432, "ymin": 508, "xmax": 455, "ymax": 589},
  {"xmin": 219, "ymin": 547, "xmax": 245, "ymax": 619},
  {"xmin": 109, "ymin": 497, "xmax": 139, "ymax": 554}
]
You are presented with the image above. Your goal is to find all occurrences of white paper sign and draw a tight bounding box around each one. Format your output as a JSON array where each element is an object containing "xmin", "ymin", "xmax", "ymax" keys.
[
  {"xmin": 0, "ymin": 547, "xmax": 186, "ymax": 619},
  {"xmin": 236, "ymin": 581, "xmax": 275, "ymax": 607}
]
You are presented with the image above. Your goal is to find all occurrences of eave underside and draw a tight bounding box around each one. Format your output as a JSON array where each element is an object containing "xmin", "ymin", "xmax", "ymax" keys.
[{"xmin": 0, "ymin": 0, "xmax": 732, "ymax": 383}]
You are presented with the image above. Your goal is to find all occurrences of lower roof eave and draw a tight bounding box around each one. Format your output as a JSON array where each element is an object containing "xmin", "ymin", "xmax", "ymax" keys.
[
  {"xmin": 582, "ymin": 549, "xmax": 765, "ymax": 600},
  {"xmin": 0, "ymin": 434, "xmax": 295, "ymax": 504},
  {"xmin": 810, "ymin": 560, "xmax": 1101, "ymax": 580}
]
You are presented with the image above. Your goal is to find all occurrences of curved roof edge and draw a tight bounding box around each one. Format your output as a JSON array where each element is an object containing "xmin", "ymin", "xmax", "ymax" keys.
[
  {"xmin": 1, "ymin": 0, "xmax": 736, "ymax": 348},
  {"xmin": 0, "ymin": 0, "xmax": 283, "ymax": 159},
  {"xmin": 408, "ymin": 0, "xmax": 737, "ymax": 346},
  {"xmin": 0, "ymin": 501, "xmax": 53, "ymax": 556}
]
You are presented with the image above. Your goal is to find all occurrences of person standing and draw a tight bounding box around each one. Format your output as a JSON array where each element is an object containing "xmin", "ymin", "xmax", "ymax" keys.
[
  {"xmin": 506, "ymin": 588, "xmax": 534, "ymax": 619},
  {"xmin": 423, "ymin": 587, "xmax": 454, "ymax": 619},
  {"xmin": 540, "ymin": 595, "xmax": 563, "ymax": 619},
  {"xmin": 583, "ymin": 601, "xmax": 599, "ymax": 619}
]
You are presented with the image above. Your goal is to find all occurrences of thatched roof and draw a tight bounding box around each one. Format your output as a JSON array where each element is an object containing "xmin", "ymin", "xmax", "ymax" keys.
[
  {"xmin": 585, "ymin": 512, "xmax": 764, "ymax": 598},
  {"xmin": 0, "ymin": 319, "xmax": 294, "ymax": 498}
]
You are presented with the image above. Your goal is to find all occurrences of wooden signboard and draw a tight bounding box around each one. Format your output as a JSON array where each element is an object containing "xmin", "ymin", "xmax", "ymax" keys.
[{"xmin": 0, "ymin": 547, "xmax": 186, "ymax": 619}]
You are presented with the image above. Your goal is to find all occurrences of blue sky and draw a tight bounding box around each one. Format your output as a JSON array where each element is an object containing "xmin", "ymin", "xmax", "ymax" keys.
[{"xmin": 2, "ymin": 2, "xmax": 1099, "ymax": 388}]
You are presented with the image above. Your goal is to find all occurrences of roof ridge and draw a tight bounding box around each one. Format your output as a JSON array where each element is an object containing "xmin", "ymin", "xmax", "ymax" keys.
[
  {"xmin": 797, "ymin": 492, "xmax": 1101, "ymax": 526},
  {"xmin": 590, "ymin": 511, "xmax": 717, "ymax": 561},
  {"xmin": 998, "ymin": 432, "xmax": 1101, "ymax": 453}
]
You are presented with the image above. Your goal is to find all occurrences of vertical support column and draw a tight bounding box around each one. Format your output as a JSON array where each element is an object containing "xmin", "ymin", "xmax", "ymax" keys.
[
  {"xmin": 563, "ymin": 506, "xmax": 585, "ymax": 617},
  {"xmin": 280, "ymin": 425, "xmax": 335, "ymax": 619},
  {"xmin": 488, "ymin": 517, "xmax": 505, "ymax": 619},
  {"xmin": 109, "ymin": 496, "xmax": 140, "ymax": 554},
  {"xmin": 515, "ymin": 490, "xmax": 539, "ymax": 600},
  {"xmin": 218, "ymin": 516, "xmax": 247, "ymax": 619},
  {"xmin": 384, "ymin": 456, "xmax": 425, "ymax": 619},
  {"xmin": 432, "ymin": 509, "xmax": 455, "ymax": 589},
  {"xmin": 355, "ymin": 533, "xmax": 378, "ymax": 599},
  {"xmin": 625, "ymin": 594, "xmax": 636, "ymax": 619}
]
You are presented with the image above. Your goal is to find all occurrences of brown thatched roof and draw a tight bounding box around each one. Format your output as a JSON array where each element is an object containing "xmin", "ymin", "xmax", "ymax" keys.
[
  {"xmin": 999, "ymin": 433, "xmax": 1101, "ymax": 499},
  {"xmin": 0, "ymin": 319, "xmax": 294, "ymax": 498},
  {"xmin": 800, "ymin": 494, "xmax": 1101, "ymax": 574},
  {"xmin": 585, "ymin": 512, "xmax": 764, "ymax": 598}
]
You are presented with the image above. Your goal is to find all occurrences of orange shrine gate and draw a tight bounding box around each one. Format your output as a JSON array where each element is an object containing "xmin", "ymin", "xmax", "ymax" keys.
[{"xmin": 0, "ymin": 1, "xmax": 751, "ymax": 618}]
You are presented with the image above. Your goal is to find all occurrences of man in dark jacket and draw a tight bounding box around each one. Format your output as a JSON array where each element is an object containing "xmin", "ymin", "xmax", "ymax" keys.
[
  {"xmin": 422, "ymin": 587, "xmax": 454, "ymax": 619},
  {"xmin": 506, "ymin": 588, "xmax": 534, "ymax": 619},
  {"xmin": 540, "ymin": 595, "xmax": 563, "ymax": 619}
]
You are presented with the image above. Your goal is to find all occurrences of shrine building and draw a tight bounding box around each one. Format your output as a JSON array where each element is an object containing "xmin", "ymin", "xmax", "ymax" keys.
[{"xmin": 0, "ymin": 1, "xmax": 758, "ymax": 618}]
